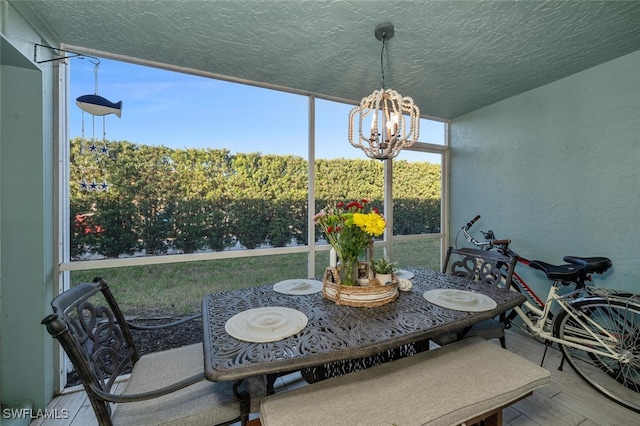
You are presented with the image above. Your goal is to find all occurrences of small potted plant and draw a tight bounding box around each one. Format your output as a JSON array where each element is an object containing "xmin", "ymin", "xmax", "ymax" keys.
[{"xmin": 372, "ymin": 258, "xmax": 396, "ymax": 285}]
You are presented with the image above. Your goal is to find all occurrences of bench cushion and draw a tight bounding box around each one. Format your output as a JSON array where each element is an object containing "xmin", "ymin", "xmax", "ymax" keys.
[{"xmin": 260, "ymin": 337, "xmax": 550, "ymax": 426}]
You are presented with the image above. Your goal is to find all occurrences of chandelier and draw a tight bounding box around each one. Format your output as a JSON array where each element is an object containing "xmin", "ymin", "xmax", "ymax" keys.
[{"xmin": 348, "ymin": 23, "xmax": 420, "ymax": 160}]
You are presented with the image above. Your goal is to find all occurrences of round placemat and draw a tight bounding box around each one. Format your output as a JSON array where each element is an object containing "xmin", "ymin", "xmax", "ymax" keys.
[
  {"xmin": 395, "ymin": 270, "xmax": 415, "ymax": 280},
  {"xmin": 423, "ymin": 289, "xmax": 497, "ymax": 312},
  {"xmin": 225, "ymin": 307, "xmax": 308, "ymax": 343},
  {"xmin": 273, "ymin": 279, "xmax": 323, "ymax": 295}
]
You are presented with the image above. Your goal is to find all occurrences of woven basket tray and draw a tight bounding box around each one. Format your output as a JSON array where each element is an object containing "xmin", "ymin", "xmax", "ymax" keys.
[{"xmin": 322, "ymin": 266, "xmax": 398, "ymax": 307}]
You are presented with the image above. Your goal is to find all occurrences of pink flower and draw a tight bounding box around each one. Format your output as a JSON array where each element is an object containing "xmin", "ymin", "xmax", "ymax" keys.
[{"xmin": 313, "ymin": 210, "xmax": 326, "ymax": 224}]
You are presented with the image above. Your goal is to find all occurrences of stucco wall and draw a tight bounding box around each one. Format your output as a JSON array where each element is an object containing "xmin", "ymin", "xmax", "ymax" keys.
[
  {"xmin": 1, "ymin": 0, "xmax": 56, "ymax": 412},
  {"xmin": 450, "ymin": 49, "xmax": 640, "ymax": 295}
]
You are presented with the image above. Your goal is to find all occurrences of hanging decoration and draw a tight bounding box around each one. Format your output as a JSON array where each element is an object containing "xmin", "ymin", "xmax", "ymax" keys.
[
  {"xmin": 76, "ymin": 94, "xmax": 123, "ymax": 117},
  {"xmin": 348, "ymin": 22, "xmax": 420, "ymax": 160},
  {"xmin": 33, "ymin": 43, "xmax": 121, "ymax": 193},
  {"xmin": 76, "ymin": 59, "xmax": 123, "ymax": 192}
]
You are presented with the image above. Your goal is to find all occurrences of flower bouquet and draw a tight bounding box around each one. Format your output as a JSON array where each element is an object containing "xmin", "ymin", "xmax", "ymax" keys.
[
  {"xmin": 314, "ymin": 199, "xmax": 398, "ymax": 307},
  {"xmin": 314, "ymin": 199, "xmax": 385, "ymax": 284}
]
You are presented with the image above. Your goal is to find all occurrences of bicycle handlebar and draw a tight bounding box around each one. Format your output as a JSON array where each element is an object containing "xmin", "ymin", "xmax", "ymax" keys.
[
  {"xmin": 464, "ymin": 214, "xmax": 481, "ymax": 231},
  {"xmin": 460, "ymin": 215, "xmax": 488, "ymax": 247},
  {"xmin": 460, "ymin": 215, "xmax": 511, "ymax": 251}
]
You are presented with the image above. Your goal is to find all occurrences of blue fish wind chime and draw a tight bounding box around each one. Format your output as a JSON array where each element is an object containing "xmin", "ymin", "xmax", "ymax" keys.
[{"xmin": 76, "ymin": 61, "xmax": 122, "ymax": 192}]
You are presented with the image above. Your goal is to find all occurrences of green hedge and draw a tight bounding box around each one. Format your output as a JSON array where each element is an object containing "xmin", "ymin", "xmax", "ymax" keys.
[{"xmin": 71, "ymin": 139, "xmax": 441, "ymax": 258}]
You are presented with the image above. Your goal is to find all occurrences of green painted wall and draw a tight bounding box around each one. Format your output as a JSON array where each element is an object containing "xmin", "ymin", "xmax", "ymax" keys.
[
  {"xmin": 1, "ymin": 13, "xmax": 55, "ymax": 413},
  {"xmin": 450, "ymin": 49, "xmax": 640, "ymax": 296}
]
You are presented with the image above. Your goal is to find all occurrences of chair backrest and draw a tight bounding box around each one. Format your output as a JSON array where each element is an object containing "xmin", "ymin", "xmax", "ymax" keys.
[
  {"xmin": 442, "ymin": 247, "xmax": 516, "ymax": 288},
  {"xmin": 42, "ymin": 277, "xmax": 139, "ymax": 425}
]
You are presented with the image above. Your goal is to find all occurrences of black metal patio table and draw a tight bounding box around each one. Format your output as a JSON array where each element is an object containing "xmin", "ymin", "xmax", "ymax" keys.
[{"xmin": 201, "ymin": 267, "xmax": 526, "ymax": 383}]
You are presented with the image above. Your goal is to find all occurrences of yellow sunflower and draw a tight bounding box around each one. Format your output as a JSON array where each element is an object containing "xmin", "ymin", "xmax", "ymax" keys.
[{"xmin": 352, "ymin": 212, "xmax": 386, "ymax": 237}]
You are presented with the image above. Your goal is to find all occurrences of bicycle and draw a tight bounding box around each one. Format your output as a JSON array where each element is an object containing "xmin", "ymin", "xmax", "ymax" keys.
[{"xmin": 456, "ymin": 215, "xmax": 640, "ymax": 413}]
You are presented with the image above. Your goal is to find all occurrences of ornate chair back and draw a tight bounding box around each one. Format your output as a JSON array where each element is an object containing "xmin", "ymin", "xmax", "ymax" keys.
[
  {"xmin": 42, "ymin": 277, "xmax": 138, "ymax": 424},
  {"xmin": 438, "ymin": 247, "xmax": 517, "ymax": 348},
  {"xmin": 443, "ymin": 247, "xmax": 516, "ymax": 289}
]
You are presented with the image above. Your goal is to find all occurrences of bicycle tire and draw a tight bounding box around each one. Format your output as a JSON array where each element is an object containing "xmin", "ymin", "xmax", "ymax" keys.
[{"xmin": 553, "ymin": 297, "xmax": 640, "ymax": 412}]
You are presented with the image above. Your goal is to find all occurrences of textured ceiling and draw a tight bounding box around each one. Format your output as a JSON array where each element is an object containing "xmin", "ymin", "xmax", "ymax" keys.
[{"xmin": 15, "ymin": 1, "xmax": 640, "ymax": 119}]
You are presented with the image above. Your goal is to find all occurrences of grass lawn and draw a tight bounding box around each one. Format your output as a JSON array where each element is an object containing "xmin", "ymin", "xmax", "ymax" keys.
[{"xmin": 71, "ymin": 237, "xmax": 441, "ymax": 315}]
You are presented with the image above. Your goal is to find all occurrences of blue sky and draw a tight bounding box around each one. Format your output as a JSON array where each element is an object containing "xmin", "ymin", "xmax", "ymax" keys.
[{"xmin": 69, "ymin": 57, "xmax": 445, "ymax": 161}]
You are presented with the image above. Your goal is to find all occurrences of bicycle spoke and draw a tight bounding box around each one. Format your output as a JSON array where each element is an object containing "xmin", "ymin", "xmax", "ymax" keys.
[{"xmin": 554, "ymin": 297, "xmax": 640, "ymax": 412}]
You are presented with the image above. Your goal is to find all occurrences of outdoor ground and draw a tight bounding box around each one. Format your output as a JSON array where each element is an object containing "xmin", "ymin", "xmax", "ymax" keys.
[{"xmin": 128, "ymin": 314, "xmax": 204, "ymax": 353}]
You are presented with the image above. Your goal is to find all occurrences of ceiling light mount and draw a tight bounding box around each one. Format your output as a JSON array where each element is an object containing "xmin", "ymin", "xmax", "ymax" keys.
[
  {"xmin": 374, "ymin": 22, "xmax": 394, "ymax": 42},
  {"xmin": 348, "ymin": 22, "xmax": 420, "ymax": 160}
]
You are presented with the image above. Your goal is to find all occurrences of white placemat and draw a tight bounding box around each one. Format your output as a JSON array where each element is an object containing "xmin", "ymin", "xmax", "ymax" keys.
[
  {"xmin": 225, "ymin": 307, "xmax": 308, "ymax": 343},
  {"xmin": 395, "ymin": 269, "xmax": 415, "ymax": 280},
  {"xmin": 273, "ymin": 279, "xmax": 323, "ymax": 295},
  {"xmin": 423, "ymin": 289, "xmax": 497, "ymax": 312}
]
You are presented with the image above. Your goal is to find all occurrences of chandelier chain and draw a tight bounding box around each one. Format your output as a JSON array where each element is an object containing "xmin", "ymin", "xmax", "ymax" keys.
[{"xmin": 380, "ymin": 33, "xmax": 386, "ymax": 89}]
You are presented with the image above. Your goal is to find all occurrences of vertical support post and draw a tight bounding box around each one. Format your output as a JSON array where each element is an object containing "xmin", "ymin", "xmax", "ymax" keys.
[
  {"xmin": 383, "ymin": 158, "xmax": 393, "ymax": 260},
  {"xmin": 307, "ymin": 96, "xmax": 316, "ymax": 278}
]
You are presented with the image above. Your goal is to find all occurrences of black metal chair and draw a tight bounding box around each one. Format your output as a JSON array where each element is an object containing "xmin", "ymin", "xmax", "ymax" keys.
[
  {"xmin": 432, "ymin": 247, "xmax": 517, "ymax": 348},
  {"xmin": 42, "ymin": 277, "xmax": 265, "ymax": 426}
]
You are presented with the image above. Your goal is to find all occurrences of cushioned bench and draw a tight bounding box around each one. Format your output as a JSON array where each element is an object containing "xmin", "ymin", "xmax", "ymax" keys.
[{"xmin": 259, "ymin": 337, "xmax": 550, "ymax": 426}]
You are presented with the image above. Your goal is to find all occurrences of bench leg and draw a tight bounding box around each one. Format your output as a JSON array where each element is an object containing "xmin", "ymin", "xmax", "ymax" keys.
[
  {"xmin": 481, "ymin": 409, "xmax": 502, "ymax": 426},
  {"xmin": 462, "ymin": 391, "xmax": 532, "ymax": 426},
  {"xmin": 462, "ymin": 408, "xmax": 501, "ymax": 426}
]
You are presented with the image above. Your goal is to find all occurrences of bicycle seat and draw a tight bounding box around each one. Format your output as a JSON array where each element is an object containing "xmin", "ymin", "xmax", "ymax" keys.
[
  {"xmin": 528, "ymin": 260, "xmax": 585, "ymax": 284},
  {"xmin": 562, "ymin": 256, "xmax": 612, "ymax": 274}
]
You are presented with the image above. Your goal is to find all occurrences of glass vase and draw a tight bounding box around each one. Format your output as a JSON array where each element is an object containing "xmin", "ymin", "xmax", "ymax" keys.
[{"xmin": 340, "ymin": 257, "xmax": 359, "ymax": 286}]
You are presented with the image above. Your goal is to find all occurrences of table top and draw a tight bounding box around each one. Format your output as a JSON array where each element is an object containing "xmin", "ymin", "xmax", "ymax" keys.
[{"xmin": 202, "ymin": 267, "xmax": 525, "ymax": 382}]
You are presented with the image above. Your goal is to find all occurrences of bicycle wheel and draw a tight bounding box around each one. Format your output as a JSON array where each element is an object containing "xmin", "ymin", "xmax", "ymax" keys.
[{"xmin": 553, "ymin": 297, "xmax": 640, "ymax": 412}]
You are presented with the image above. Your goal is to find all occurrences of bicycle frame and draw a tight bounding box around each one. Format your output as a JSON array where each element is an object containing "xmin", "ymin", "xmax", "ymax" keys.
[
  {"xmin": 458, "ymin": 219, "xmax": 624, "ymax": 362},
  {"xmin": 508, "ymin": 262, "xmax": 545, "ymax": 309},
  {"xmin": 511, "ymin": 283, "xmax": 622, "ymax": 360}
]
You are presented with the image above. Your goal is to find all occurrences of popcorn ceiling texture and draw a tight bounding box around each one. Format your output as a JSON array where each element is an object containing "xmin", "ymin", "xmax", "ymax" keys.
[{"xmin": 19, "ymin": 0, "xmax": 640, "ymax": 119}]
